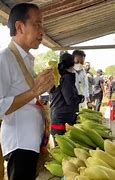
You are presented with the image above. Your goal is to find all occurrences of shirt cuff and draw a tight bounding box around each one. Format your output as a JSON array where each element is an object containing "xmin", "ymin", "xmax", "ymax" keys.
[{"xmin": 0, "ymin": 96, "xmax": 14, "ymax": 118}]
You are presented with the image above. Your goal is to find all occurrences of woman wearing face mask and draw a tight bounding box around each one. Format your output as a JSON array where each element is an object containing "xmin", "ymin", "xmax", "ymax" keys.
[
  {"xmin": 72, "ymin": 50, "xmax": 90, "ymax": 110},
  {"xmin": 50, "ymin": 52, "xmax": 84, "ymax": 137}
]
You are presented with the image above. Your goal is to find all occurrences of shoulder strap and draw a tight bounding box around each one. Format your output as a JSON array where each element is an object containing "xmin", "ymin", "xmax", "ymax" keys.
[
  {"xmin": 8, "ymin": 42, "xmax": 50, "ymax": 148},
  {"xmin": 8, "ymin": 41, "xmax": 35, "ymax": 89}
]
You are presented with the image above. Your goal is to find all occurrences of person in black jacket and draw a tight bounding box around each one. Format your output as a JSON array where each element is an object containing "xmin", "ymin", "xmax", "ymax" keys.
[{"xmin": 50, "ymin": 53, "xmax": 84, "ymax": 136}]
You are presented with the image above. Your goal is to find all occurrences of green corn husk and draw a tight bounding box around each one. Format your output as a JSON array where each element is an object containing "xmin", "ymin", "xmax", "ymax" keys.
[
  {"xmin": 45, "ymin": 160, "xmax": 63, "ymax": 177},
  {"xmin": 49, "ymin": 147, "xmax": 68, "ymax": 163}
]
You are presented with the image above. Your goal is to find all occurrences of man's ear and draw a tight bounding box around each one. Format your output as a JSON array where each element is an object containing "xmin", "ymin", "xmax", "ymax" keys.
[{"xmin": 15, "ymin": 21, "xmax": 24, "ymax": 34}]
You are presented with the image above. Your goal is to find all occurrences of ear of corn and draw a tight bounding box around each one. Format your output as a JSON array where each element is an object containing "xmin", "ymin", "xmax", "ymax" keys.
[
  {"xmin": 64, "ymin": 135, "xmax": 79, "ymax": 147},
  {"xmin": 69, "ymin": 127, "xmax": 96, "ymax": 148},
  {"xmin": 78, "ymin": 116, "xmax": 101, "ymax": 124},
  {"xmin": 48, "ymin": 61, "xmax": 60, "ymax": 87},
  {"xmin": 74, "ymin": 175, "xmax": 91, "ymax": 180},
  {"xmin": 55, "ymin": 135, "xmax": 75, "ymax": 156},
  {"xmin": 79, "ymin": 120, "xmax": 112, "ymax": 139},
  {"xmin": 94, "ymin": 128, "xmax": 112, "ymax": 139},
  {"xmin": 84, "ymin": 166, "xmax": 110, "ymax": 180},
  {"xmin": 62, "ymin": 157, "xmax": 86, "ymax": 179},
  {"xmin": 75, "ymin": 143, "xmax": 90, "ymax": 151},
  {"xmin": 80, "ymin": 112, "xmax": 102, "ymax": 120},
  {"xmin": 65, "ymin": 123, "xmax": 73, "ymax": 131},
  {"xmin": 49, "ymin": 147, "xmax": 68, "ymax": 163},
  {"xmin": 91, "ymin": 165, "xmax": 115, "ymax": 180},
  {"xmin": 45, "ymin": 161, "xmax": 63, "ymax": 177},
  {"xmin": 89, "ymin": 149, "xmax": 115, "ymax": 169},
  {"xmin": 62, "ymin": 158, "xmax": 78, "ymax": 172},
  {"xmin": 64, "ymin": 135, "xmax": 89, "ymax": 150},
  {"xmin": 80, "ymin": 120, "xmax": 109, "ymax": 131},
  {"xmin": 68, "ymin": 157, "xmax": 86, "ymax": 168},
  {"xmin": 79, "ymin": 113, "xmax": 102, "ymax": 124},
  {"xmin": 82, "ymin": 127, "xmax": 104, "ymax": 150},
  {"xmin": 104, "ymin": 140, "xmax": 115, "ymax": 157},
  {"xmin": 80, "ymin": 108, "xmax": 102, "ymax": 117},
  {"xmin": 79, "ymin": 167, "xmax": 86, "ymax": 175},
  {"xmin": 74, "ymin": 148, "xmax": 90, "ymax": 162},
  {"xmin": 64, "ymin": 171, "xmax": 79, "ymax": 180},
  {"xmin": 85, "ymin": 157, "xmax": 112, "ymax": 169},
  {"xmin": 71, "ymin": 137, "xmax": 91, "ymax": 149},
  {"xmin": 66, "ymin": 131, "xmax": 91, "ymax": 149}
]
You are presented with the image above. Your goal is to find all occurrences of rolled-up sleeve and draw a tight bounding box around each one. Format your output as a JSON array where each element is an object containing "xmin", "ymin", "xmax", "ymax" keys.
[
  {"xmin": 0, "ymin": 97, "xmax": 14, "ymax": 118},
  {"xmin": 0, "ymin": 51, "xmax": 14, "ymax": 118}
]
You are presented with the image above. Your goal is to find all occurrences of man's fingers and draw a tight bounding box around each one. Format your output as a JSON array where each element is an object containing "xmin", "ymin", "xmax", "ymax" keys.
[
  {"xmin": 36, "ymin": 78, "xmax": 54, "ymax": 95},
  {"xmin": 37, "ymin": 68, "xmax": 53, "ymax": 77},
  {"xmin": 37, "ymin": 71, "xmax": 54, "ymax": 84},
  {"xmin": 35, "ymin": 69, "xmax": 54, "ymax": 83},
  {"xmin": 33, "ymin": 69, "xmax": 55, "ymax": 96}
]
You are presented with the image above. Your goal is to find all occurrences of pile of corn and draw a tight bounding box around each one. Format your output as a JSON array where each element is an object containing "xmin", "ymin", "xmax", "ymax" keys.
[{"xmin": 45, "ymin": 109, "xmax": 114, "ymax": 179}]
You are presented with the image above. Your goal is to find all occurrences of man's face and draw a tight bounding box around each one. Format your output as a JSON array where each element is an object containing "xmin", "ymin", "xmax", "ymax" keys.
[
  {"xmin": 74, "ymin": 55, "xmax": 85, "ymax": 65},
  {"xmin": 85, "ymin": 63, "xmax": 90, "ymax": 71},
  {"xmin": 18, "ymin": 8, "xmax": 44, "ymax": 50}
]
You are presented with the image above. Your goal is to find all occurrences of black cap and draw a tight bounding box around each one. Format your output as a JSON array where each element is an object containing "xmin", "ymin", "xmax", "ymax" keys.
[{"xmin": 97, "ymin": 69, "xmax": 103, "ymax": 74}]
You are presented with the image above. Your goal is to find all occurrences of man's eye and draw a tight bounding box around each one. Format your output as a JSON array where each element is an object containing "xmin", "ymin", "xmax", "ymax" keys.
[
  {"xmin": 36, "ymin": 24, "xmax": 43, "ymax": 29},
  {"xmin": 35, "ymin": 23, "xmax": 41, "ymax": 27}
]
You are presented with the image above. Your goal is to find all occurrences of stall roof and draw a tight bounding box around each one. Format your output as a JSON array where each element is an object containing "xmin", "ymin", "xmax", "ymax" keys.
[{"xmin": 0, "ymin": 0, "xmax": 115, "ymax": 49}]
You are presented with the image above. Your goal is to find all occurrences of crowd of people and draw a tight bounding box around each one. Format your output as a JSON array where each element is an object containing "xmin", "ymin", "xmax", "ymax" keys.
[
  {"xmin": 48, "ymin": 50, "xmax": 115, "ymax": 141},
  {"xmin": 0, "ymin": 2, "xmax": 115, "ymax": 180}
]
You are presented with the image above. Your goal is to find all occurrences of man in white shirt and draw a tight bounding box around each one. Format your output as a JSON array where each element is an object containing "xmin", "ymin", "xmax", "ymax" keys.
[
  {"xmin": 0, "ymin": 3, "xmax": 54, "ymax": 180},
  {"xmin": 84, "ymin": 62, "xmax": 94, "ymax": 108},
  {"xmin": 72, "ymin": 50, "xmax": 90, "ymax": 109}
]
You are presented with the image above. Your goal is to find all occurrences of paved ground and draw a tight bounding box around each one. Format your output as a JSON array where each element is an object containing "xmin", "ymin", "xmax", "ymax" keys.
[{"xmin": 36, "ymin": 169, "xmax": 61, "ymax": 180}]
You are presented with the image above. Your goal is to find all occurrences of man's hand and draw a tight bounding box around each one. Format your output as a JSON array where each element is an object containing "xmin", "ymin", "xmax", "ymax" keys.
[
  {"xmin": 32, "ymin": 69, "xmax": 55, "ymax": 96},
  {"xmin": 5, "ymin": 69, "xmax": 55, "ymax": 115}
]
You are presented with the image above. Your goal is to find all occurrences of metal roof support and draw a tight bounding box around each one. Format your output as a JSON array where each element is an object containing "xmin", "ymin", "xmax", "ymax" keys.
[{"xmin": 52, "ymin": 44, "xmax": 115, "ymax": 51}]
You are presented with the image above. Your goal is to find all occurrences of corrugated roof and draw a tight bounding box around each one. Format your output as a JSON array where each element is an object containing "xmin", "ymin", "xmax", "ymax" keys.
[{"xmin": 0, "ymin": 0, "xmax": 115, "ymax": 49}]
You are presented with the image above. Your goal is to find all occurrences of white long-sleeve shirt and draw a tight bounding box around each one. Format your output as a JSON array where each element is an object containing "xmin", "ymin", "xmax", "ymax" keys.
[{"xmin": 0, "ymin": 42, "xmax": 44, "ymax": 156}]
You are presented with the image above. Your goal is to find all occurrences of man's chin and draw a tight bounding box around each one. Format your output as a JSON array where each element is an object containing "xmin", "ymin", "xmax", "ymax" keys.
[{"xmin": 32, "ymin": 43, "xmax": 40, "ymax": 49}]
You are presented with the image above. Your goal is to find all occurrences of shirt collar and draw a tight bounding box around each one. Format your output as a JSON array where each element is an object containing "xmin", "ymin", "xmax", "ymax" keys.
[{"xmin": 13, "ymin": 41, "xmax": 34, "ymax": 61}]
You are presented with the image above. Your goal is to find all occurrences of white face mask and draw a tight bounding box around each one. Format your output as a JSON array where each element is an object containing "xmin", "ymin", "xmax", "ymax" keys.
[{"xmin": 74, "ymin": 63, "xmax": 83, "ymax": 71}]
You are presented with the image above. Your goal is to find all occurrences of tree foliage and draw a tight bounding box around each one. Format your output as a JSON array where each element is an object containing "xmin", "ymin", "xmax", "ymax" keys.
[
  {"xmin": 105, "ymin": 65, "xmax": 115, "ymax": 76},
  {"xmin": 34, "ymin": 50, "xmax": 59, "ymax": 74},
  {"xmin": 90, "ymin": 67, "xmax": 96, "ymax": 75},
  {"xmin": 43, "ymin": 50, "xmax": 59, "ymax": 62}
]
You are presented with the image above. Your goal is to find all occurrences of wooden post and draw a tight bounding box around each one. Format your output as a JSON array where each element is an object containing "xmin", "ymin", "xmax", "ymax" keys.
[{"xmin": 0, "ymin": 144, "xmax": 4, "ymax": 180}]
